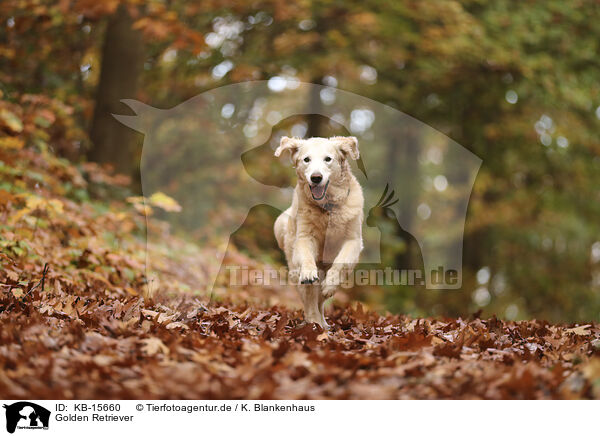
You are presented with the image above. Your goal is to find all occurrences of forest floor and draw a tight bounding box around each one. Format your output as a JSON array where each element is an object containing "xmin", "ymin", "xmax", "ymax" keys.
[{"xmin": 1, "ymin": 133, "xmax": 600, "ymax": 399}]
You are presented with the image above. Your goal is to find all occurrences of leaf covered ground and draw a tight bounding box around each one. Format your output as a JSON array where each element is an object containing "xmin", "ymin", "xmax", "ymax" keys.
[
  {"xmin": 1, "ymin": 106, "xmax": 600, "ymax": 399},
  {"xmin": 3, "ymin": 283, "xmax": 600, "ymax": 399}
]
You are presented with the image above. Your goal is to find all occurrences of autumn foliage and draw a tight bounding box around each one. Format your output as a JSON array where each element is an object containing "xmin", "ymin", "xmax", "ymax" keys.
[
  {"xmin": 2, "ymin": 0, "xmax": 600, "ymax": 400},
  {"xmin": 2, "ymin": 126, "xmax": 600, "ymax": 399}
]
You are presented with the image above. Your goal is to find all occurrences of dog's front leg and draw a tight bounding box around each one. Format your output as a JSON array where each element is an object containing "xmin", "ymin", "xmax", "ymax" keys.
[
  {"xmin": 322, "ymin": 238, "xmax": 362, "ymax": 298},
  {"xmin": 293, "ymin": 235, "xmax": 319, "ymax": 284}
]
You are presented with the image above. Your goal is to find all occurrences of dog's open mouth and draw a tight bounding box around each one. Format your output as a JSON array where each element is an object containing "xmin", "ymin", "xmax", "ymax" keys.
[{"xmin": 310, "ymin": 180, "xmax": 329, "ymax": 201}]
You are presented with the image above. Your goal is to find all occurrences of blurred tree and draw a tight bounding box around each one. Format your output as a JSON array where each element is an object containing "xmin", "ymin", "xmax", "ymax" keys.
[
  {"xmin": 184, "ymin": 0, "xmax": 600, "ymax": 321},
  {"xmin": 2, "ymin": 0, "xmax": 600, "ymax": 321},
  {"xmin": 89, "ymin": 4, "xmax": 144, "ymax": 176}
]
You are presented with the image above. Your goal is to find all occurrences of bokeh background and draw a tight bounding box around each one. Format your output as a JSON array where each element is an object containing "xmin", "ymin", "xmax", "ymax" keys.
[{"xmin": 2, "ymin": 0, "xmax": 600, "ymax": 322}]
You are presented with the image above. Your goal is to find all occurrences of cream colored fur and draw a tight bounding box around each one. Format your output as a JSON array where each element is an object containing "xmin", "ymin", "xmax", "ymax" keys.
[{"xmin": 274, "ymin": 136, "xmax": 364, "ymax": 328}]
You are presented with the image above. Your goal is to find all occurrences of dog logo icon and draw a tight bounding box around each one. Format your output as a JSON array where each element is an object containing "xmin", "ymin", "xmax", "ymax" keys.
[{"xmin": 3, "ymin": 402, "xmax": 50, "ymax": 433}]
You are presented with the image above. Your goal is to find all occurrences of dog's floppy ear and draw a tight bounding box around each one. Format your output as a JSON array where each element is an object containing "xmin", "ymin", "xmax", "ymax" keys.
[
  {"xmin": 334, "ymin": 136, "xmax": 359, "ymax": 160},
  {"xmin": 274, "ymin": 136, "xmax": 299, "ymax": 159}
]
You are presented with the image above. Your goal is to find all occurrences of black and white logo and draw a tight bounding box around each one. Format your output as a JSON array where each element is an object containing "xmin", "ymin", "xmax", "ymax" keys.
[{"xmin": 3, "ymin": 402, "xmax": 50, "ymax": 434}]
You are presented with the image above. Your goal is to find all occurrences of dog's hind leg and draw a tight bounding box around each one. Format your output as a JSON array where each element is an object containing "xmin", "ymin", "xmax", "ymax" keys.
[
  {"xmin": 317, "ymin": 290, "xmax": 329, "ymax": 329},
  {"xmin": 322, "ymin": 238, "xmax": 362, "ymax": 299},
  {"xmin": 296, "ymin": 284, "xmax": 324, "ymax": 327},
  {"xmin": 274, "ymin": 207, "xmax": 291, "ymax": 250}
]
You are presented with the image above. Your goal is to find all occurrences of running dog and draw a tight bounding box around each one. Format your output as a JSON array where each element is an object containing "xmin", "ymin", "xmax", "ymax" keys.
[{"xmin": 274, "ymin": 136, "xmax": 364, "ymax": 328}]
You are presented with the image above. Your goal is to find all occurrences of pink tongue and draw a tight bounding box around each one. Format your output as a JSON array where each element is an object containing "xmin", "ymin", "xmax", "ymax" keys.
[{"xmin": 311, "ymin": 184, "xmax": 325, "ymax": 199}]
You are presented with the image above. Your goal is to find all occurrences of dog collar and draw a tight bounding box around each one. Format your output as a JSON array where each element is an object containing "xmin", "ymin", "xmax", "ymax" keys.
[
  {"xmin": 322, "ymin": 202, "xmax": 335, "ymax": 212},
  {"xmin": 319, "ymin": 188, "xmax": 350, "ymax": 212}
]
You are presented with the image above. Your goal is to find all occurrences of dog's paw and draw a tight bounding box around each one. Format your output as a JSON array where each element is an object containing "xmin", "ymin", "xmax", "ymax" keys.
[
  {"xmin": 300, "ymin": 276, "xmax": 319, "ymax": 284},
  {"xmin": 324, "ymin": 268, "xmax": 341, "ymax": 287},
  {"xmin": 321, "ymin": 274, "xmax": 337, "ymax": 297},
  {"xmin": 288, "ymin": 268, "xmax": 300, "ymax": 284},
  {"xmin": 299, "ymin": 267, "xmax": 319, "ymax": 285},
  {"xmin": 321, "ymin": 283, "xmax": 337, "ymax": 299}
]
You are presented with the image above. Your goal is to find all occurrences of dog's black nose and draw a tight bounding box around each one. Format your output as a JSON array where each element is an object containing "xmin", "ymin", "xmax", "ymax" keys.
[{"xmin": 310, "ymin": 173, "xmax": 323, "ymax": 184}]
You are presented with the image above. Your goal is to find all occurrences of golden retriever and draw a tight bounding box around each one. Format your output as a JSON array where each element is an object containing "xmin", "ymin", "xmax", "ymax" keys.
[{"xmin": 274, "ymin": 136, "xmax": 364, "ymax": 328}]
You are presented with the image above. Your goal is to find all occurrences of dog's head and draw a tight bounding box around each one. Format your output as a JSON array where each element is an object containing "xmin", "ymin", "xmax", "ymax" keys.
[{"xmin": 274, "ymin": 136, "xmax": 359, "ymax": 201}]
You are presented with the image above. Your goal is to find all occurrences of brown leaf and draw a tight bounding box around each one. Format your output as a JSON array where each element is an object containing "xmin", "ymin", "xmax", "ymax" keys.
[{"xmin": 141, "ymin": 337, "xmax": 169, "ymax": 356}]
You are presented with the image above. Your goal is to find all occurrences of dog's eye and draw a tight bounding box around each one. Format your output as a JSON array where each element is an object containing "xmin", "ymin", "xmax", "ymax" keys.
[
  {"xmin": 303, "ymin": 157, "xmax": 310, "ymax": 163},
  {"xmin": 325, "ymin": 156, "xmax": 332, "ymax": 162}
]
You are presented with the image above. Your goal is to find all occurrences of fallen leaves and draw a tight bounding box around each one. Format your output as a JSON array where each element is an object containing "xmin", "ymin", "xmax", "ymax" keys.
[
  {"xmin": 4, "ymin": 274, "xmax": 599, "ymax": 400},
  {"xmin": 566, "ymin": 325, "xmax": 592, "ymax": 336},
  {"xmin": 0, "ymin": 108, "xmax": 24, "ymax": 133},
  {"xmin": 141, "ymin": 338, "xmax": 170, "ymax": 356}
]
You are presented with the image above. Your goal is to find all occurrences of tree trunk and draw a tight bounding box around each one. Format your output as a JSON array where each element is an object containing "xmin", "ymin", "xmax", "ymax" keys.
[
  {"xmin": 89, "ymin": 4, "xmax": 144, "ymax": 177},
  {"xmin": 305, "ymin": 76, "xmax": 324, "ymax": 138}
]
